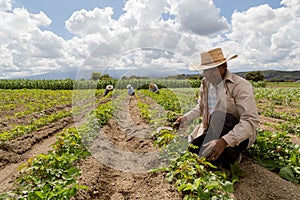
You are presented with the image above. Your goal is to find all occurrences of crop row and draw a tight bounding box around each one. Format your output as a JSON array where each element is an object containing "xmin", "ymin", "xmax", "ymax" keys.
[
  {"xmin": 254, "ymin": 87, "xmax": 300, "ymax": 105},
  {"xmin": 0, "ymin": 89, "xmax": 72, "ymax": 119},
  {"xmin": 1, "ymin": 93, "xmax": 114, "ymax": 199},
  {"xmin": 1, "ymin": 86, "xmax": 299, "ymax": 199},
  {"xmin": 0, "ymin": 110, "xmax": 72, "ymax": 142},
  {"xmin": 0, "ymin": 79, "xmax": 271, "ymax": 90},
  {"xmin": 137, "ymin": 89, "xmax": 237, "ymax": 199},
  {"xmin": 140, "ymin": 88, "xmax": 300, "ymax": 199}
]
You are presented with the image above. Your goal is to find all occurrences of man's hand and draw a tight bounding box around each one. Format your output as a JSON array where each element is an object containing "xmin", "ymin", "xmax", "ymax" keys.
[
  {"xmin": 173, "ymin": 117, "xmax": 182, "ymax": 130},
  {"xmin": 202, "ymin": 138, "xmax": 228, "ymax": 161}
]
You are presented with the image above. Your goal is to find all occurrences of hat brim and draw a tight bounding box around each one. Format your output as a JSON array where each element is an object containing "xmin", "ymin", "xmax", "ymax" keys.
[
  {"xmin": 189, "ymin": 54, "xmax": 238, "ymax": 71},
  {"xmin": 106, "ymin": 85, "xmax": 114, "ymax": 90}
]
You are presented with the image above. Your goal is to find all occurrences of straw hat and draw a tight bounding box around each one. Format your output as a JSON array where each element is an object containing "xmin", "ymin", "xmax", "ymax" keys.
[
  {"xmin": 126, "ymin": 84, "xmax": 131, "ymax": 89},
  {"xmin": 189, "ymin": 47, "xmax": 238, "ymax": 71},
  {"xmin": 106, "ymin": 85, "xmax": 114, "ymax": 90}
]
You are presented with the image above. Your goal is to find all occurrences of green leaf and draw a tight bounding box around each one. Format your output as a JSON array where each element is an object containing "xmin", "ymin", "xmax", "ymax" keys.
[
  {"xmin": 193, "ymin": 178, "xmax": 202, "ymax": 190},
  {"xmin": 290, "ymin": 152, "xmax": 298, "ymax": 166},
  {"xmin": 77, "ymin": 184, "xmax": 89, "ymax": 190},
  {"xmin": 34, "ymin": 191, "xmax": 44, "ymax": 199},
  {"xmin": 205, "ymin": 180, "xmax": 219, "ymax": 190},
  {"xmin": 279, "ymin": 166, "xmax": 296, "ymax": 182},
  {"xmin": 231, "ymin": 174, "xmax": 240, "ymax": 184},
  {"xmin": 230, "ymin": 162, "xmax": 246, "ymax": 177},
  {"xmin": 204, "ymin": 161, "xmax": 217, "ymax": 169},
  {"xmin": 254, "ymin": 158, "xmax": 278, "ymax": 170},
  {"xmin": 214, "ymin": 171, "xmax": 226, "ymax": 179},
  {"xmin": 178, "ymin": 183, "xmax": 193, "ymax": 192},
  {"xmin": 222, "ymin": 181, "xmax": 234, "ymax": 193}
]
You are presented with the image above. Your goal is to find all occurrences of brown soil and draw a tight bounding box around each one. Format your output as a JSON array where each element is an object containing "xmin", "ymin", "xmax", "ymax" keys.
[
  {"xmin": 0, "ymin": 116, "xmax": 74, "ymax": 193},
  {"xmin": 74, "ymin": 96, "xmax": 181, "ymax": 199},
  {"xmin": 0, "ymin": 94, "xmax": 104, "ymax": 193},
  {"xmin": 235, "ymin": 156, "xmax": 300, "ymax": 200},
  {"xmin": 1, "ymin": 94, "xmax": 300, "ymax": 200}
]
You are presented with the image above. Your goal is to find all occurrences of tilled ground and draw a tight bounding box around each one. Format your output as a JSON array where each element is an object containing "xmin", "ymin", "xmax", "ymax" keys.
[
  {"xmin": 1, "ymin": 94, "xmax": 300, "ymax": 199},
  {"xmin": 74, "ymin": 95, "xmax": 300, "ymax": 199},
  {"xmin": 74, "ymin": 95, "xmax": 181, "ymax": 199},
  {"xmin": 0, "ymin": 116, "xmax": 74, "ymax": 193}
]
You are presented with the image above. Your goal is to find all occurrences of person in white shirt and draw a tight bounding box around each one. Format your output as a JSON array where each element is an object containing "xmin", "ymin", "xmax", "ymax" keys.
[
  {"xmin": 149, "ymin": 83, "xmax": 159, "ymax": 94},
  {"xmin": 127, "ymin": 84, "xmax": 135, "ymax": 96}
]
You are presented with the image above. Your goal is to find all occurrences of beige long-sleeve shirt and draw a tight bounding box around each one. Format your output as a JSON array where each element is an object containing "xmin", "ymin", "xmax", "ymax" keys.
[{"xmin": 183, "ymin": 70, "xmax": 259, "ymax": 148}]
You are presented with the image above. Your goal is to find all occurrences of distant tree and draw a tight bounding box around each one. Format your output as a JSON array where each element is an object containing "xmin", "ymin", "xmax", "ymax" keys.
[
  {"xmin": 128, "ymin": 75, "xmax": 150, "ymax": 79},
  {"xmin": 245, "ymin": 71, "xmax": 265, "ymax": 82},
  {"xmin": 90, "ymin": 72, "xmax": 102, "ymax": 80},
  {"xmin": 100, "ymin": 74, "xmax": 112, "ymax": 80},
  {"xmin": 188, "ymin": 75, "xmax": 203, "ymax": 80}
]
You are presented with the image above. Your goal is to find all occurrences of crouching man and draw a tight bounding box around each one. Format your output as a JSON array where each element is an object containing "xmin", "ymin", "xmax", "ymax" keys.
[{"xmin": 174, "ymin": 47, "xmax": 259, "ymax": 169}]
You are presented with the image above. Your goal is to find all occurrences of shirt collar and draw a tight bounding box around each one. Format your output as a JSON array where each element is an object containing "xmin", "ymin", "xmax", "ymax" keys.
[{"xmin": 223, "ymin": 69, "xmax": 234, "ymax": 83}]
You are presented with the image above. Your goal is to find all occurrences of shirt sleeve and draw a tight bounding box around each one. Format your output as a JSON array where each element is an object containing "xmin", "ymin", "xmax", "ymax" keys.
[
  {"xmin": 222, "ymin": 81, "xmax": 259, "ymax": 147},
  {"xmin": 183, "ymin": 84, "xmax": 204, "ymax": 122}
]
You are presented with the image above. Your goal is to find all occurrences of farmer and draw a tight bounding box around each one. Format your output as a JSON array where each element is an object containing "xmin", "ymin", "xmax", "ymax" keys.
[
  {"xmin": 104, "ymin": 84, "xmax": 114, "ymax": 96},
  {"xmin": 174, "ymin": 47, "xmax": 259, "ymax": 169},
  {"xmin": 149, "ymin": 83, "xmax": 159, "ymax": 94},
  {"xmin": 127, "ymin": 84, "xmax": 135, "ymax": 96}
]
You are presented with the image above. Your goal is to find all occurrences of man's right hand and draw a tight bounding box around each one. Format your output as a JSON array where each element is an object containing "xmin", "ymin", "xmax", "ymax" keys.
[{"xmin": 173, "ymin": 117, "xmax": 182, "ymax": 129}]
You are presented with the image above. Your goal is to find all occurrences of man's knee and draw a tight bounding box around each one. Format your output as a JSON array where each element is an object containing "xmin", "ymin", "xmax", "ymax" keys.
[{"xmin": 209, "ymin": 111, "xmax": 239, "ymax": 137}]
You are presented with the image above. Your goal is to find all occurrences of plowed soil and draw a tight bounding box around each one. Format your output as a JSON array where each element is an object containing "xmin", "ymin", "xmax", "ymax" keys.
[{"xmin": 1, "ymin": 94, "xmax": 300, "ymax": 200}]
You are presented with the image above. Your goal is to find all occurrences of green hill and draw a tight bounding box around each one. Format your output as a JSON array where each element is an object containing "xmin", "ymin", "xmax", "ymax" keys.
[{"xmin": 235, "ymin": 70, "xmax": 300, "ymax": 81}]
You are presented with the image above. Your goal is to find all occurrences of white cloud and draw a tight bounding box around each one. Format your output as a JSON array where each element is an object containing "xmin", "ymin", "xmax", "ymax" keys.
[
  {"xmin": 175, "ymin": 0, "xmax": 229, "ymax": 35},
  {"xmin": 281, "ymin": 0, "xmax": 300, "ymax": 16},
  {"xmin": 0, "ymin": 6, "xmax": 69, "ymax": 79},
  {"xmin": 65, "ymin": 7, "xmax": 119, "ymax": 38},
  {"xmin": 0, "ymin": 0, "xmax": 12, "ymax": 11},
  {"xmin": 224, "ymin": 1, "xmax": 300, "ymax": 71},
  {"xmin": 66, "ymin": 0, "xmax": 226, "ymax": 74},
  {"xmin": 1, "ymin": 0, "xmax": 299, "ymax": 79}
]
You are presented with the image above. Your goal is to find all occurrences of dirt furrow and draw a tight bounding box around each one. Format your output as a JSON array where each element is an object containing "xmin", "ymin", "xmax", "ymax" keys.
[
  {"xmin": 74, "ymin": 95, "xmax": 181, "ymax": 199},
  {"xmin": 0, "ymin": 94, "xmax": 107, "ymax": 194},
  {"xmin": 0, "ymin": 134, "xmax": 57, "ymax": 193}
]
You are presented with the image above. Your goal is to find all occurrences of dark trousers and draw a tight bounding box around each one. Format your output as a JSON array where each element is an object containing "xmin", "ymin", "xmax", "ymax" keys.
[{"xmin": 189, "ymin": 111, "xmax": 249, "ymax": 168}]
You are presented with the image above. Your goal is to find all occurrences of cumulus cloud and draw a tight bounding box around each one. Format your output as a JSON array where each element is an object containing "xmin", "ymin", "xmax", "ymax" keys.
[
  {"xmin": 175, "ymin": 0, "xmax": 229, "ymax": 35},
  {"xmin": 1, "ymin": 0, "xmax": 299, "ymax": 78},
  {"xmin": 0, "ymin": 5, "xmax": 69, "ymax": 78},
  {"xmin": 66, "ymin": 0, "xmax": 226, "ymax": 74},
  {"xmin": 66, "ymin": 7, "xmax": 119, "ymax": 38},
  {"xmin": 0, "ymin": 0, "xmax": 11, "ymax": 11},
  {"xmin": 225, "ymin": 1, "xmax": 300, "ymax": 71}
]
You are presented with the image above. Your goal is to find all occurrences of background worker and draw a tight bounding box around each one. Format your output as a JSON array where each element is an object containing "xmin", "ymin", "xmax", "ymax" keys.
[
  {"xmin": 104, "ymin": 84, "xmax": 114, "ymax": 96},
  {"xmin": 149, "ymin": 83, "xmax": 159, "ymax": 94},
  {"xmin": 127, "ymin": 84, "xmax": 135, "ymax": 96}
]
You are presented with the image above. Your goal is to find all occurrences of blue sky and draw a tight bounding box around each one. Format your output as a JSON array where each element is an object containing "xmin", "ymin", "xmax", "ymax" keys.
[{"xmin": 1, "ymin": 0, "xmax": 299, "ymax": 79}]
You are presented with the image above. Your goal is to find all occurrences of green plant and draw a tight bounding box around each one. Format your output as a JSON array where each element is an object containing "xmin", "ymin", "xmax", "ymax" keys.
[
  {"xmin": 247, "ymin": 129, "xmax": 300, "ymax": 183},
  {"xmin": 10, "ymin": 128, "xmax": 89, "ymax": 199},
  {"xmin": 153, "ymin": 150, "xmax": 235, "ymax": 200}
]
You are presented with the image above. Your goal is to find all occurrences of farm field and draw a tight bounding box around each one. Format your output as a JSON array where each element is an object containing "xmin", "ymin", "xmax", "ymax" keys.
[{"xmin": 0, "ymin": 84, "xmax": 299, "ymax": 200}]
